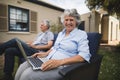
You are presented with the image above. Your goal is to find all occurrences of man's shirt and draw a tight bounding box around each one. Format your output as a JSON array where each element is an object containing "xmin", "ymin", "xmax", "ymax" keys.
[{"xmin": 33, "ymin": 30, "xmax": 54, "ymax": 46}]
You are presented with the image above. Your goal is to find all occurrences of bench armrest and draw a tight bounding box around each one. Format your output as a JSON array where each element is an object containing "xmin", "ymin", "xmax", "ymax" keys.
[
  {"xmin": 59, "ymin": 54, "xmax": 103, "ymax": 80},
  {"xmin": 59, "ymin": 62, "xmax": 88, "ymax": 76}
]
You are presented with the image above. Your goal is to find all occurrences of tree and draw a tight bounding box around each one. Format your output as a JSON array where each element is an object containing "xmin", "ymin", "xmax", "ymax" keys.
[{"xmin": 85, "ymin": 0, "xmax": 120, "ymax": 17}]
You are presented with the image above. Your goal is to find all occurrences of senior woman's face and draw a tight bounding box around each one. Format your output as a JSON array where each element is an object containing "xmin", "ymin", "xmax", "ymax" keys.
[{"xmin": 64, "ymin": 16, "xmax": 77, "ymax": 32}]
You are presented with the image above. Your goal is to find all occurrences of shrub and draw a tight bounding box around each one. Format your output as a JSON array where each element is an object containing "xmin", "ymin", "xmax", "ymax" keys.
[{"xmin": 50, "ymin": 23, "xmax": 63, "ymax": 33}]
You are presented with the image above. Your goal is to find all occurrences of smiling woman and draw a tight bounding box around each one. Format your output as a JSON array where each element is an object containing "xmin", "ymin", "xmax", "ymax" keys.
[{"xmin": 15, "ymin": 9, "xmax": 91, "ymax": 80}]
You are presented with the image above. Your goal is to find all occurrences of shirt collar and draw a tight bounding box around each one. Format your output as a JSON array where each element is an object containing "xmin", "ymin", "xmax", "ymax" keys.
[
  {"xmin": 43, "ymin": 30, "xmax": 49, "ymax": 34},
  {"xmin": 61, "ymin": 28, "xmax": 78, "ymax": 35}
]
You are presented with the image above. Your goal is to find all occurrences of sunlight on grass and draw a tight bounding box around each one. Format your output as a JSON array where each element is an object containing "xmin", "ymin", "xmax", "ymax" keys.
[{"xmin": 98, "ymin": 49, "xmax": 120, "ymax": 80}]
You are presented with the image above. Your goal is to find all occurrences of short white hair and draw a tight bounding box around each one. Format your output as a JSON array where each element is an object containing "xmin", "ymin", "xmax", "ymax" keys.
[
  {"xmin": 42, "ymin": 19, "xmax": 50, "ymax": 28},
  {"xmin": 60, "ymin": 9, "xmax": 81, "ymax": 26}
]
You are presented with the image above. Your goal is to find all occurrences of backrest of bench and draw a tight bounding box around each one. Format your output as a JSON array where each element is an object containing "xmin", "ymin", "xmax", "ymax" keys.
[{"xmin": 87, "ymin": 33, "xmax": 102, "ymax": 55}]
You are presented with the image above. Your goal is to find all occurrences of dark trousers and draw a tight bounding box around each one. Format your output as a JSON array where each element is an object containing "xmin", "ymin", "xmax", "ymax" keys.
[{"xmin": 0, "ymin": 38, "xmax": 38, "ymax": 74}]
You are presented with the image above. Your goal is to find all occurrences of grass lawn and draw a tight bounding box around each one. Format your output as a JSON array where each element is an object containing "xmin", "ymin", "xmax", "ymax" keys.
[
  {"xmin": 0, "ymin": 48, "xmax": 120, "ymax": 80},
  {"xmin": 98, "ymin": 49, "xmax": 120, "ymax": 80},
  {"xmin": 0, "ymin": 56, "xmax": 19, "ymax": 78}
]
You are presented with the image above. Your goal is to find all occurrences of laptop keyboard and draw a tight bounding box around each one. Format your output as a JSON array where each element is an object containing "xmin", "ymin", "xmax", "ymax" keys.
[{"xmin": 28, "ymin": 57, "xmax": 43, "ymax": 67}]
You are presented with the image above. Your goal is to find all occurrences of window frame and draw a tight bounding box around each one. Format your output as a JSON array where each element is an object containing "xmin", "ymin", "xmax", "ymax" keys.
[{"xmin": 8, "ymin": 5, "xmax": 29, "ymax": 32}]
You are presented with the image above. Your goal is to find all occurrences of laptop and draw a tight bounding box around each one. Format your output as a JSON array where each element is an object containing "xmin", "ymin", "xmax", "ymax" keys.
[{"xmin": 16, "ymin": 39, "xmax": 43, "ymax": 70}]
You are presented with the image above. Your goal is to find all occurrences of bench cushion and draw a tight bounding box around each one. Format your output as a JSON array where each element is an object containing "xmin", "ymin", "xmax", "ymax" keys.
[{"xmin": 87, "ymin": 33, "xmax": 101, "ymax": 55}]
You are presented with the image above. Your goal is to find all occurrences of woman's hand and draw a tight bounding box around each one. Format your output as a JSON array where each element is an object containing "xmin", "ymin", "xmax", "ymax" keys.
[
  {"xmin": 32, "ymin": 52, "xmax": 48, "ymax": 58},
  {"xmin": 41, "ymin": 59, "xmax": 63, "ymax": 71}
]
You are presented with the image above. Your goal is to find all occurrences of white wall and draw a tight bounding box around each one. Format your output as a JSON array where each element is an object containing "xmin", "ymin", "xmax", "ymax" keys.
[{"xmin": 108, "ymin": 16, "xmax": 120, "ymax": 44}]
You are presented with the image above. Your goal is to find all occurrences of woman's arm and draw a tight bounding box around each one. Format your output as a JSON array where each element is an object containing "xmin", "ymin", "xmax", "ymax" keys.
[
  {"xmin": 60, "ymin": 55, "xmax": 85, "ymax": 65},
  {"xmin": 41, "ymin": 55, "xmax": 85, "ymax": 71}
]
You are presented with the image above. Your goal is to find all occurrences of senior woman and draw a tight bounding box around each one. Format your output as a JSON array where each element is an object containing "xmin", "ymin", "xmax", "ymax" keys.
[{"xmin": 15, "ymin": 9, "xmax": 91, "ymax": 80}]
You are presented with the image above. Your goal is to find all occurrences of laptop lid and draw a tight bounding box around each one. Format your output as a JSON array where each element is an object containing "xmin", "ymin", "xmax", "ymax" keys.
[
  {"xmin": 16, "ymin": 39, "xmax": 29, "ymax": 62},
  {"xmin": 16, "ymin": 39, "xmax": 44, "ymax": 70}
]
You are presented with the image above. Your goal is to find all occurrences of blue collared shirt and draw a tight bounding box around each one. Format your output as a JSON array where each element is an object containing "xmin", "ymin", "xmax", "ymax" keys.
[
  {"xmin": 33, "ymin": 30, "xmax": 54, "ymax": 45},
  {"xmin": 47, "ymin": 28, "xmax": 91, "ymax": 62}
]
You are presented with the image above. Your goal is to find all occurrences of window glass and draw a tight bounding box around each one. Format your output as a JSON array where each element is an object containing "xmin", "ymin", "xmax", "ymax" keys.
[
  {"xmin": 10, "ymin": 8, "xmax": 16, "ymax": 14},
  {"xmin": 10, "ymin": 14, "xmax": 16, "ymax": 19},
  {"xmin": 9, "ymin": 6, "xmax": 29, "ymax": 32}
]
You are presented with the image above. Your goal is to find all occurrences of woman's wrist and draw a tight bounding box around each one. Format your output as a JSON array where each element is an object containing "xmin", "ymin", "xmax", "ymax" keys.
[
  {"xmin": 60, "ymin": 59, "xmax": 65, "ymax": 66},
  {"xmin": 43, "ymin": 51, "xmax": 50, "ymax": 56}
]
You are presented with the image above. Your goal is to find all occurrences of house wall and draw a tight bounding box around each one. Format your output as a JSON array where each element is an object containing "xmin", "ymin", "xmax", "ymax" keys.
[
  {"xmin": 101, "ymin": 16, "xmax": 109, "ymax": 43},
  {"xmin": 81, "ymin": 11, "xmax": 101, "ymax": 33},
  {"xmin": 0, "ymin": 0, "xmax": 63, "ymax": 42},
  {"xmin": 108, "ymin": 16, "xmax": 120, "ymax": 44},
  {"xmin": 80, "ymin": 13, "xmax": 90, "ymax": 32},
  {"xmin": 81, "ymin": 10, "xmax": 120, "ymax": 45},
  {"xmin": 95, "ymin": 11, "xmax": 101, "ymax": 32}
]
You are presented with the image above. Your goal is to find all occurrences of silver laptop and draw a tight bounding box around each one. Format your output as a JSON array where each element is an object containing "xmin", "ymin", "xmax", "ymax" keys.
[{"xmin": 16, "ymin": 39, "xmax": 43, "ymax": 70}]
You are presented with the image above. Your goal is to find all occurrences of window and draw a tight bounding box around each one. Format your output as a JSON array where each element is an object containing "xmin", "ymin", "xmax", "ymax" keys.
[
  {"xmin": 8, "ymin": 5, "xmax": 29, "ymax": 32},
  {"xmin": 78, "ymin": 21, "xmax": 85, "ymax": 30},
  {"xmin": 110, "ymin": 22, "xmax": 113, "ymax": 41}
]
